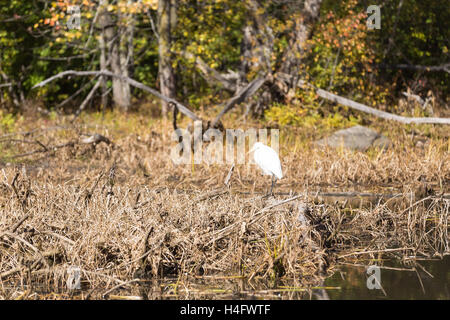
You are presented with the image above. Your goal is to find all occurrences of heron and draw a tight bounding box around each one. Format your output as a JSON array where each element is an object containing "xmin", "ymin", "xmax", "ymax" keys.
[{"xmin": 249, "ymin": 142, "xmax": 283, "ymax": 196}]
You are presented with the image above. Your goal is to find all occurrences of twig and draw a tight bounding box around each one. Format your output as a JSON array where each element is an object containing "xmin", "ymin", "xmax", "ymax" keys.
[
  {"xmin": 72, "ymin": 79, "xmax": 101, "ymax": 120},
  {"xmin": 378, "ymin": 62, "xmax": 450, "ymax": 74},
  {"xmin": 8, "ymin": 214, "xmax": 30, "ymax": 234},
  {"xmin": 36, "ymin": 51, "xmax": 98, "ymax": 62},
  {"xmin": 9, "ymin": 141, "xmax": 75, "ymax": 159},
  {"xmin": 78, "ymin": 170, "xmax": 104, "ymax": 206},
  {"xmin": 414, "ymin": 267, "xmax": 426, "ymax": 294},
  {"xmin": 415, "ymin": 261, "xmax": 434, "ymax": 278},
  {"xmin": 180, "ymin": 51, "xmax": 238, "ymax": 92},
  {"xmin": 0, "ymin": 125, "xmax": 69, "ymax": 139},
  {"xmin": 0, "ymin": 257, "xmax": 42, "ymax": 280},
  {"xmin": 224, "ymin": 163, "xmax": 235, "ymax": 187},
  {"xmin": 55, "ymin": 78, "xmax": 97, "ymax": 110},
  {"xmin": 338, "ymin": 247, "xmax": 414, "ymax": 259},
  {"xmin": 41, "ymin": 231, "xmax": 76, "ymax": 246},
  {"xmin": 2, "ymin": 231, "xmax": 42, "ymax": 255},
  {"xmin": 139, "ymin": 227, "xmax": 154, "ymax": 270},
  {"xmin": 82, "ymin": 269, "xmax": 127, "ymax": 285},
  {"xmin": 340, "ymin": 262, "xmax": 415, "ymax": 272},
  {"xmin": 102, "ymin": 279, "xmax": 141, "ymax": 298},
  {"xmin": 10, "ymin": 172, "xmax": 23, "ymax": 208},
  {"xmin": 399, "ymin": 195, "xmax": 435, "ymax": 215},
  {"xmin": 1, "ymin": 231, "xmax": 50, "ymax": 273},
  {"xmin": 195, "ymin": 189, "xmax": 228, "ymax": 202},
  {"xmin": 206, "ymin": 194, "xmax": 304, "ymax": 245}
]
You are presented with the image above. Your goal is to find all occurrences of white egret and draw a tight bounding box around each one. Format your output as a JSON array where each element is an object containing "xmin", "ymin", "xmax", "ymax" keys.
[{"xmin": 249, "ymin": 142, "xmax": 283, "ymax": 196}]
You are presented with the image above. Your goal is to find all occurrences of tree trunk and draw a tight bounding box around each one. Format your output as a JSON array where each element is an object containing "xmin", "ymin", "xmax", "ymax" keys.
[
  {"xmin": 99, "ymin": 25, "xmax": 108, "ymax": 110},
  {"xmin": 251, "ymin": 0, "xmax": 323, "ymax": 116},
  {"xmin": 279, "ymin": 0, "xmax": 323, "ymax": 77},
  {"xmin": 99, "ymin": 0, "xmax": 131, "ymax": 112},
  {"xmin": 158, "ymin": 0, "xmax": 177, "ymax": 116}
]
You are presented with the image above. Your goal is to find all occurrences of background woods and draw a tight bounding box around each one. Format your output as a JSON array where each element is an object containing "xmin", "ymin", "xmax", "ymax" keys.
[
  {"xmin": 0, "ymin": 0, "xmax": 448, "ymax": 121},
  {"xmin": 0, "ymin": 1, "xmax": 449, "ymax": 300}
]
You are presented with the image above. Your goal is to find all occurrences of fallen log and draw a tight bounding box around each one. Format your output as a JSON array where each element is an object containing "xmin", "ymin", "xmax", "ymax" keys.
[
  {"xmin": 316, "ymin": 89, "xmax": 450, "ymax": 125},
  {"xmin": 277, "ymin": 73, "xmax": 450, "ymax": 125}
]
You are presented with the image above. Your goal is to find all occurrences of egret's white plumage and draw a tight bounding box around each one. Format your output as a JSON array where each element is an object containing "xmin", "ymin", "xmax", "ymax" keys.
[{"xmin": 249, "ymin": 142, "xmax": 283, "ymax": 195}]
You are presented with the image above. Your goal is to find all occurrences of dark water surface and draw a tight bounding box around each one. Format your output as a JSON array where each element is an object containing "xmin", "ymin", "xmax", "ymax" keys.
[{"xmin": 321, "ymin": 255, "xmax": 450, "ymax": 299}]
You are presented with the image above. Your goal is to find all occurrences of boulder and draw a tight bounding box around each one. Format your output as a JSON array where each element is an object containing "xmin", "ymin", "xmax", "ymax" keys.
[{"xmin": 315, "ymin": 125, "xmax": 390, "ymax": 151}]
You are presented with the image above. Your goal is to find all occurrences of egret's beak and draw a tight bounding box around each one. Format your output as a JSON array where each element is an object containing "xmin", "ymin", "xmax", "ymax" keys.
[{"xmin": 248, "ymin": 146, "xmax": 256, "ymax": 154}]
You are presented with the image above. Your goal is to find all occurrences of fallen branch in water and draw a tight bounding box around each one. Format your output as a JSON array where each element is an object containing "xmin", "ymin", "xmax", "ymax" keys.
[
  {"xmin": 102, "ymin": 279, "xmax": 141, "ymax": 298},
  {"xmin": 338, "ymin": 247, "xmax": 415, "ymax": 259},
  {"xmin": 0, "ymin": 257, "xmax": 41, "ymax": 280}
]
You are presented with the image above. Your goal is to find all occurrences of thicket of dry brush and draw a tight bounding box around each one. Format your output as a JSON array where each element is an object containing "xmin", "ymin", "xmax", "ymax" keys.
[{"xmin": 0, "ymin": 119, "xmax": 448, "ymax": 299}]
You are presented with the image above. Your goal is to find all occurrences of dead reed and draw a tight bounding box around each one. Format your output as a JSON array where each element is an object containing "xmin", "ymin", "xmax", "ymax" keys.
[{"xmin": 0, "ymin": 113, "xmax": 448, "ymax": 299}]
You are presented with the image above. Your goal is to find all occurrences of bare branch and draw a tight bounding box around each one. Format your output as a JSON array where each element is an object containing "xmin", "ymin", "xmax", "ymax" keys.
[
  {"xmin": 211, "ymin": 76, "xmax": 266, "ymax": 127},
  {"xmin": 181, "ymin": 51, "xmax": 238, "ymax": 92},
  {"xmin": 73, "ymin": 79, "xmax": 101, "ymax": 120},
  {"xmin": 379, "ymin": 63, "xmax": 450, "ymax": 74},
  {"xmin": 278, "ymin": 72, "xmax": 450, "ymax": 125},
  {"xmin": 9, "ymin": 142, "xmax": 75, "ymax": 159},
  {"xmin": 81, "ymin": 133, "xmax": 112, "ymax": 145},
  {"xmin": 32, "ymin": 70, "xmax": 201, "ymax": 121},
  {"xmin": 316, "ymin": 89, "xmax": 450, "ymax": 125},
  {"xmin": 36, "ymin": 50, "xmax": 98, "ymax": 62},
  {"xmin": 55, "ymin": 78, "xmax": 97, "ymax": 110}
]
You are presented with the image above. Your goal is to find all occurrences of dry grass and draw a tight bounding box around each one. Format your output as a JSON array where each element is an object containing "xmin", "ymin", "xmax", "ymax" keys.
[{"xmin": 0, "ymin": 110, "xmax": 448, "ymax": 299}]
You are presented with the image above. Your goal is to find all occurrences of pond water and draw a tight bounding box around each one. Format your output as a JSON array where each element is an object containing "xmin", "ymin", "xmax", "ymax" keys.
[
  {"xmin": 5, "ymin": 256, "xmax": 448, "ymax": 299},
  {"xmin": 319, "ymin": 255, "xmax": 450, "ymax": 300}
]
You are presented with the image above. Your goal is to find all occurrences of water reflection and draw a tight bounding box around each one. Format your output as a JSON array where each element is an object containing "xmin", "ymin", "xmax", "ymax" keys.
[{"xmin": 321, "ymin": 255, "xmax": 450, "ymax": 299}]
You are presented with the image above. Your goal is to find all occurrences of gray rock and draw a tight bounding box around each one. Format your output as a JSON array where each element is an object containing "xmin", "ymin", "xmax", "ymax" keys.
[
  {"xmin": 315, "ymin": 125, "xmax": 390, "ymax": 151},
  {"xmin": 372, "ymin": 135, "xmax": 391, "ymax": 150}
]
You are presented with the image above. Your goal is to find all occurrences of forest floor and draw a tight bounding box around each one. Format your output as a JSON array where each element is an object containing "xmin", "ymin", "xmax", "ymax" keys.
[{"xmin": 0, "ymin": 108, "xmax": 448, "ymax": 299}]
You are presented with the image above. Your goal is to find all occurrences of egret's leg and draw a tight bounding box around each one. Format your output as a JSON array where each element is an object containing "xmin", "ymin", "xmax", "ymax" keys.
[
  {"xmin": 263, "ymin": 175, "xmax": 273, "ymax": 198},
  {"xmin": 269, "ymin": 175, "xmax": 275, "ymax": 196}
]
